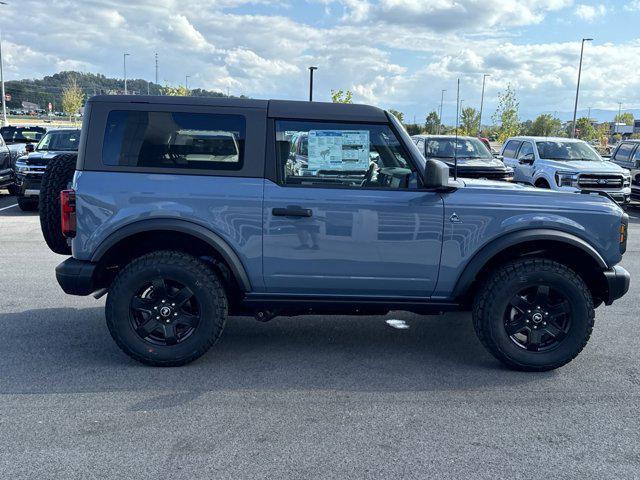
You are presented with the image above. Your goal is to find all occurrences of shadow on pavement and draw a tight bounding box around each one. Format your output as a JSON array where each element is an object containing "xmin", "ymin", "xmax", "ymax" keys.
[{"xmin": 0, "ymin": 306, "xmax": 545, "ymax": 399}]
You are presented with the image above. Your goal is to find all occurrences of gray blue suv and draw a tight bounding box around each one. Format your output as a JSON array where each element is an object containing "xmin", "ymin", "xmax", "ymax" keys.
[{"xmin": 50, "ymin": 96, "xmax": 630, "ymax": 370}]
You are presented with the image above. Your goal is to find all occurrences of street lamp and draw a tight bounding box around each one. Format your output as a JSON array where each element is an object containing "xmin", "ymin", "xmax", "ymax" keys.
[
  {"xmin": 478, "ymin": 74, "xmax": 490, "ymax": 135},
  {"xmin": 123, "ymin": 53, "xmax": 130, "ymax": 95},
  {"xmin": 308, "ymin": 66, "xmax": 317, "ymax": 102},
  {"xmin": 571, "ymin": 38, "xmax": 592, "ymax": 138},
  {"xmin": 0, "ymin": 1, "xmax": 8, "ymax": 126},
  {"xmin": 438, "ymin": 89, "xmax": 445, "ymax": 134}
]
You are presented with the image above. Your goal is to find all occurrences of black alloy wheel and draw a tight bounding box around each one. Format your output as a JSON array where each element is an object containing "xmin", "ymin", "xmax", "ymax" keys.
[
  {"xmin": 130, "ymin": 277, "xmax": 201, "ymax": 346},
  {"xmin": 504, "ymin": 285, "xmax": 571, "ymax": 352}
]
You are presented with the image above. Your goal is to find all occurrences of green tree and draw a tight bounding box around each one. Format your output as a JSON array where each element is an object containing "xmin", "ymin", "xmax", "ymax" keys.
[
  {"xmin": 404, "ymin": 124, "xmax": 422, "ymax": 135},
  {"xmin": 61, "ymin": 78, "xmax": 84, "ymax": 124},
  {"xmin": 614, "ymin": 112, "xmax": 634, "ymax": 125},
  {"xmin": 529, "ymin": 114, "xmax": 563, "ymax": 136},
  {"xmin": 330, "ymin": 89, "xmax": 353, "ymax": 104},
  {"xmin": 460, "ymin": 107, "xmax": 480, "ymax": 136},
  {"xmin": 492, "ymin": 84, "xmax": 520, "ymax": 143},
  {"xmin": 424, "ymin": 111, "xmax": 440, "ymax": 134},
  {"xmin": 164, "ymin": 85, "xmax": 190, "ymax": 96},
  {"xmin": 574, "ymin": 117, "xmax": 596, "ymax": 140},
  {"xmin": 388, "ymin": 109, "xmax": 404, "ymax": 123}
]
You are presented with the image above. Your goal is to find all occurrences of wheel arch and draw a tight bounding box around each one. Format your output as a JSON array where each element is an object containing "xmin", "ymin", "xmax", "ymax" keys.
[
  {"xmin": 453, "ymin": 229, "xmax": 608, "ymax": 304},
  {"xmin": 90, "ymin": 218, "xmax": 252, "ymax": 293}
]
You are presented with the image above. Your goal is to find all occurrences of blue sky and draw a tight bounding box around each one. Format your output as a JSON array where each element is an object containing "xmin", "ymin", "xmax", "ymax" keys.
[{"xmin": 2, "ymin": 0, "xmax": 639, "ymax": 123}]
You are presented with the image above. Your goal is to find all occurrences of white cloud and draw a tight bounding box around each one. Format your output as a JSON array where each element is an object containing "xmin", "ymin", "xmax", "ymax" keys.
[
  {"xmin": 0, "ymin": 0, "xmax": 637, "ymax": 122},
  {"xmin": 574, "ymin": 3, "xmax": 607, "ymax": 21}
]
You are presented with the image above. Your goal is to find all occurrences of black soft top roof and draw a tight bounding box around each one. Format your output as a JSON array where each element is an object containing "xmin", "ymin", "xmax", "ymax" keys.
[{"xmin": 86, "ymin": 95, "xmax": 389, "ymax": 123}]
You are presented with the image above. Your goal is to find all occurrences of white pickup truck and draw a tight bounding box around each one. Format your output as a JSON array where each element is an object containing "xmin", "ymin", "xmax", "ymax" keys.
[{"xmin": 500, "ymin": 136, "xmax": 631, "ymax": 204}]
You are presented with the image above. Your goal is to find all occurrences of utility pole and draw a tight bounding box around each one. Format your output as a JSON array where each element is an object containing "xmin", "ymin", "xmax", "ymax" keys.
[
  {"xmin": 155, "ymin": 53, "xmax": 158, "ymax": 86},
  {"xmin": 0, "ymin": 1, "xmax": 8, "ymax": 127},
  {"xmin": 308, "ymin": 66, "xmax": 317, "ymax": 102},
  {"xmin": 571, "ymin": 38, "xmax": 592, "ymax": 138},
  {"xmin": 123, "ymin": 53, "xmax": 130, "ymax": 95},
  {"xmin": 185, "ymin": 75, "xmax": 190, "ymax": 91},
  {"xmin": 617, "ymin": 102, "xmax": 622, "ymax": 121},
  {"xmin": 478, "ymin": 74, "xmax": 490, "ymax": 135},
  {"xmin": 587, "ymin": 106, "xmax": 591, "ymax": 119},
  {"xmin": 438, "ymin": 89, "xmax": 445, "ymax": 134}
]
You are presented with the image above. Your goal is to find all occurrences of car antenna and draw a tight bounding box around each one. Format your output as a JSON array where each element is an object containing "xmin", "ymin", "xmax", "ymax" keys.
[{"xmin": 454, "ymin": 78, "xmax": 460, "ymax": 181}]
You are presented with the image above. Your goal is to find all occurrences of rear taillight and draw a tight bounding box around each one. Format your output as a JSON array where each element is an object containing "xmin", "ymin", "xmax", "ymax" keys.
[{"xmin": 60, "ymin": 189, "xmax": 76, "ymax": 238}]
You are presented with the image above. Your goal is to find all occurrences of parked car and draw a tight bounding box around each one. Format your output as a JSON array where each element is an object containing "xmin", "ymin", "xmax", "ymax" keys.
[
  {"xmin": 0, "ymin": 125, "xmax": 47, "ymax": 162},
  {"xmin": 412, "ymin": 135, "xmax": 514, "ymax": 181},
  {"xmin": 500, "ymin": 136, "xmax": 632, "ymax": 204},
  {"xmin": 608, "ymin": 139, "xmax": 640, "ymax": 202},
  {"xmin": 46, "ymin": 95, "xmax": 629, "ymax": 371},
  {"xmin": 13, "ymin": 128, "xmax": 80, "ymax": 210},
  {"xmin": 0, "ymin": 132, "xmax": 15, "ymax": 193}
]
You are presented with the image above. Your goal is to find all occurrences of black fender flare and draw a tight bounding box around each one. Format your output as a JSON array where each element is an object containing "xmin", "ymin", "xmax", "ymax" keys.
[
  {"xmin": 452, "ymin": 228, "xmax": 608, "ymax": 298},
  {"xmin": 90, "ymin": 218, "xmax": 252, "ymax": 292}
]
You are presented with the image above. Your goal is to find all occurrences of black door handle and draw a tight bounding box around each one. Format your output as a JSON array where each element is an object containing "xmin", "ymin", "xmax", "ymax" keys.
[{"xmin": 272, "ymin": 207, "xmax": 313, "ymax": 217}]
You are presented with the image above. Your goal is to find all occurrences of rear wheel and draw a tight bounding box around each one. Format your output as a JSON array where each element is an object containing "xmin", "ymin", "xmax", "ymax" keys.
[
  {"xmin": 39, "ymin": 153, "xmax": 77, "ymax": 254},
  {"xmin": 17, "ymin": 196, "xmax": 38, "ymax": 211},
  {"xmin": 106, "ymin": 251, "xmax": 228, "ymax": 366},
  {"xmin": 473, "ymin": 258, "xmax": 594, "ymax": 371}
]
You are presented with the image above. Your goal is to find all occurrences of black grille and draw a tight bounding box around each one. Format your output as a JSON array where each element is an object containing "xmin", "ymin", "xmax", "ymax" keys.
[{"xmin": 578, "ymin": 174, "xmax": 623, "ymax": 189}]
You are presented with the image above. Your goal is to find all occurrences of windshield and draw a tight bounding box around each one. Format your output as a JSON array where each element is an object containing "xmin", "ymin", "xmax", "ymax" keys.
[
  {"xmin": 425, "ymin": 138, "xmax": 493, "ymax": 159},
  {"xmin": 0, "ymin": 126, "xmax": 45, "ymax": 144},
  {"xmin": 36, "ymin": 130, "xmax": 80, "ymax": 152},
  {"xmin": 536, "ymin": 141, "xmax": 601, "ymax": 162}
]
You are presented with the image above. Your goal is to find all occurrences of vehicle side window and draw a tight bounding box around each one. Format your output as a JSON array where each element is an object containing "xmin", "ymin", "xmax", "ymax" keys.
[
  {"xmin": 632, "ymin": 146, "xmax": 640, "ymax": 162},
  {"xmin": 502, "ymin": 140, "xmax": 521, "ymax": 158},
  {"xmin": 517, "ymin": 141, "xmax": 534, "ymax": 159},
  {"xmin": 414, "ymin": 138, "xmax": 424, "ymax": 153},
  {"xmin": 102, "ymin": 110, "xmax": 245, "ymax": 171},
  {"xmin": 614, "ymin": 143, "xmax": 635, "ymax": 162},
  {"xmin": 275, "ymin": 120, "xmax": 414, "ymax": 189}
]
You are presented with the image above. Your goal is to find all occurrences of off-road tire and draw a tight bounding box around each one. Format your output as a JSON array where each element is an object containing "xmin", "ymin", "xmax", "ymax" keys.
[
  {"xmin": 472, "ymin": 258, "xmax": 594, "ymax": 371},
  {"xmin": 106, "ymin": 251, "xmax": 228, "ymax": 367},
  {"xmin": 17, "ymin": 195, "xmax": 38, "ymax": 211},
  {"xmin": 39, "ymin": 153, "xmax": 77, "ymax": 255}
]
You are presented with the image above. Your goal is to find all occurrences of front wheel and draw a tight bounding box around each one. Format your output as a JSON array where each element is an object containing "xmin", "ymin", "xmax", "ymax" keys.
[
  {"xmin": 473, "ymin": 258, "xmax": 594, "ymax": 371},
  {"xmin": 106, "ymin": 251, "xmax": 228, "ymax": 366}
]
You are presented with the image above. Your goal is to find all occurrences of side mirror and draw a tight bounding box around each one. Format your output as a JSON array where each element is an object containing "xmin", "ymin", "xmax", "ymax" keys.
[
  {"xmin": 25, "ymin": 143, "xmax": 35, "ymax": 153},
  {"xmin": 518, "ymin": 153, "xmax": 534, "ymax": 165},
  {"xmin": 423, "ymin": 159, "xmax": 450, "ymax": 189}
]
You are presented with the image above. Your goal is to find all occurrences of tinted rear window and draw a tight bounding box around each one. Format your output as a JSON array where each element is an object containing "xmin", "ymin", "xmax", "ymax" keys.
[
  {"xmin": 502, "ymin": 140, "xmax": 521, "ymax": 158},
  {"xmin": 102, "ymin": 110, "xmax": 245, "ymax": 171}
]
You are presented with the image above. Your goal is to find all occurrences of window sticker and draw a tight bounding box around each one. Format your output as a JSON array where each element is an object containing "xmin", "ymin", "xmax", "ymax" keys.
[{"xmin": 307, "ymin": 130, "xmax": 370, "ymax": 171}]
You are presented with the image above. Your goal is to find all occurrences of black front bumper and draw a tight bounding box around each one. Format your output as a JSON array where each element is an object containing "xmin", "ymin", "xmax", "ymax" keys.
[
  {"xmin": 16, "ymin": 174, "xmax": 42, "ymax": 197},
  {"xmin": 56, "ymin": 257, "xmax": 99, "ymax": 296},
  {"xmin": 603, "ymin": 265, "xmax": 631, "ymax": 305}
]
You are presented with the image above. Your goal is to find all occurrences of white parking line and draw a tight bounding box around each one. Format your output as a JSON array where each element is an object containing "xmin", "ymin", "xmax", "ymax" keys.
[{"xmin": 0, "ymin": 203, "xmax": 18, "ymax": 211}]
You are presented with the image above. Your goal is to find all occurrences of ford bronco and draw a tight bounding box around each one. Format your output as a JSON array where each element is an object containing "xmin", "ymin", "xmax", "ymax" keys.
[{"xmin": 48, "ymin": 96, "xmax": 630, "ymax": 370}]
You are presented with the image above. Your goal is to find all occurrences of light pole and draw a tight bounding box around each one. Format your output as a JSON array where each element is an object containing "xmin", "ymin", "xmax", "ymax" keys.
[
  {"xmin": 185, "ymin": 75, "xmax": 190, "ymax": 91},
  {"xmin": 308, "ymin": 66, "xmax": 317, "ymax": 102},
  {"xmin": 0, "ymin": 1, "xmax": 8, "ymax": 126},
  {"xmin": 123, "ymin": 53, "xmax": 130, "ymax": 95},
  {"xmin": 571, "ymin": 38, "xmax": 592, "ymax": 138},
  {"xmin": 438, "ymin": 89, "xmax": 445, "ymax": 134},
  {"xmin": 478, "ymin": 74, "xmax": 490, "ymax": 135}
]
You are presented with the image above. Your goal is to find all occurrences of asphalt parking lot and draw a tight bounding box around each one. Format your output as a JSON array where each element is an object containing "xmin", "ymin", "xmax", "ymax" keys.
[{"xmin": 1, "ymin": 191, "xmax": 639, "ymax": 479}]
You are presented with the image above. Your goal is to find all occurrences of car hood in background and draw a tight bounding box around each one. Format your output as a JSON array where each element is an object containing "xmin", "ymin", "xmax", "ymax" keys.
[
  {"xmin": 19, "ymin": 151, "xmax": 76, "ymax": 166},
  {"xmin": 431, "ymin": 156, "xmax": 509, "ymax": 170},
  {"xmin": 540, "ymin": 159, "xmax": 627, "ymax": 173}
]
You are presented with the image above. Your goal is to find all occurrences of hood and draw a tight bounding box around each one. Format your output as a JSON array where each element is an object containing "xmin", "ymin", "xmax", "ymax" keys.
[
  {"xmin": 540, "ymin": 158, "xmax": 627, "ymax": 174},
  {"xmin": 433, "ymin": 156, "xmax": 509, "ymax": 170},
  {"xmin": 18, "ymin": 150, "xmax": 75, "ymax": 166}
]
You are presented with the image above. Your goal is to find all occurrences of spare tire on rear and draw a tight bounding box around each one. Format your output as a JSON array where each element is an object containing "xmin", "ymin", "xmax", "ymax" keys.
[{"xmin": 39, "ymin": 153, "xmax": 77, "ymax": 255}]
